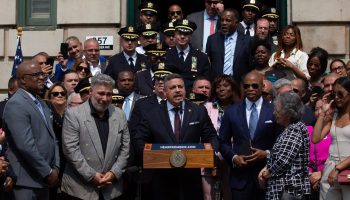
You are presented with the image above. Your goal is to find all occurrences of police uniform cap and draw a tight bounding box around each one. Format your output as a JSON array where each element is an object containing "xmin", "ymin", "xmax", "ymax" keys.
[
  {"xmin": 137, "ymin": 23, "xmax": 159, "ymax": 36},
  {"xmin": 153, "ymin": 62, "xmax": 173, "ymax": 80},
  {"xmin": 162, "ymin": 21, "xmax": 175, "ymax": 36},
  {"xmin": 144, "ymin": 43, "xmax": 167, "ymax": 57},
  {"xmin": 74, "ymin": 77, "xmax": 91, "ymax": 94},
  {"xmin": 139, "ymin": 1, "xmax": 158, "ymax": 15},
  {"xmin": 261, "ymin": 7, "xmax": 279, "ymax": 19},
  {"xmin": 173, "ymin": 19, "xmax": 197, "ymax": 33},
  {"xmin": 118, "ymin": 26, "xmax": 139, "ymax": 40},
  {"xmin": 242, "ymin": 0, "xmax": 261, "ymax": 12},
  {"xmin": 187, "ymin": 92, "xmax": 208, "ymax": 102},
  {"xmin": 112, "ymin": 88, "xmax": 125, "ymax": 104}
]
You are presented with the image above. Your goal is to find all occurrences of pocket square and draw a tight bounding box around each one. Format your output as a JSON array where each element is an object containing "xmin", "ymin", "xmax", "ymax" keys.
[
  {"xmin": 264, "ymin": 120, "xmax": 273, "ymax": 123},
  {"xmin": 189, "ymin": 121, "xmax": 200, "ymax": 125}
]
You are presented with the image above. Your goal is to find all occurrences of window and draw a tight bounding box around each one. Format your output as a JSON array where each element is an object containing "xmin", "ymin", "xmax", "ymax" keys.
[{"xmin": 18, "ymin": 0, "xmax": 57, "ymax": 29}]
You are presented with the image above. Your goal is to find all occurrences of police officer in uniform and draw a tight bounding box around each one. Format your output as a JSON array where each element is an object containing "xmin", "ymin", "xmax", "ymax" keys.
[
  {"xmin": 165, "ymin": 19, "xmax": 210, "ymax": 93},
  {"xmin": 261, "ymin": 7, "xmax": 280, "ymax": 48}
]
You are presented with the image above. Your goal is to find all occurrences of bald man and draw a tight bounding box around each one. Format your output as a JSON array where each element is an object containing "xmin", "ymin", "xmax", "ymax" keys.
[
  {"xmin": 3, "ymin": 61, "xmax": 60, "ymax": 199},
  {"xmin": 220, "ymin": 71, "xmax": 279, "ymax": 199}
]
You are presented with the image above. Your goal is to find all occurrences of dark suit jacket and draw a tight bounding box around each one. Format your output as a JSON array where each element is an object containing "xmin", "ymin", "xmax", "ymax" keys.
[
  {"xmin": 165, "ymin": 47, "xmax": 210, "ymax": 93},
  {"xmin": 219, "ymin": 99, "xmax": 279, "ymax": 190},
  {"xmin": 187, "ymin": 10, "xmax": 221, "ymax": 51},
  {"xmin": 206, "ymin": 31, "xmax": 252, "ymax": 83},
  {"xmin": 135, "ymin": 100, "xmax": 219, "ymax": 200},
  {"xmin": 134, "ymin": 70, "xmax": 153, "ymax": 96},
  {"xmin": 105, "ymin": 52, "xmax": 147, "ymax": 81},
  {"xmin": 3, "ymin": 89, "xmax": 59, "ymax": 188}
]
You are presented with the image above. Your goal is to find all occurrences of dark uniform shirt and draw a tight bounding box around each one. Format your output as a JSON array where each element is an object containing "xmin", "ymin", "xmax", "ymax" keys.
[{"xmin": 89, "ymin": 100, "xmax": 109, "ymax": 155}]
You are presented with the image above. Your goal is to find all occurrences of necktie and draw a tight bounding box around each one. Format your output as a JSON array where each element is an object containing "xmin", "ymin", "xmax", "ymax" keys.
[
  {"xmin": 173, "ymin": 107, "xmax": 181, "ymax": 143},
  {"xmin": 34, "ymin": 99, "xmax": 47, "ymax": 125},
  {"xmin": 210, "ymin": 18, "xmax": 215, "ymax": 35},
  {"xmin": 245, "ymin": 24, "xmax": 251, "ymax": 36},
  {"xmin": 249, "ymin": 103, "xmax": 258, "ymax": 139},
  {"xmin": 128, "ymin": 57, "xmax": 135, "ymax": 69},
  {"xmin": 123, "ymin": 97, "xmax": 131, "ymax": 120},
  {"xmin": 223, "ymin": 37, "xmax": 233, "ymax": 75},
  {"xmin": 179, "ymin": 51, "xmax": 185, "ymax": 62}
]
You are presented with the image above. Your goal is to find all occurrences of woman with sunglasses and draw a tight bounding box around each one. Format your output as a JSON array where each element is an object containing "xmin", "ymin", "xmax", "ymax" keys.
[
  {"xmin": 45, "ymin": 83, "xmax": 68, "ymax": 199},
  {"xmin": 312, "ymin": 76, "xmax": 350, "ymax": 199},
  {"xmin": 72, "ymin": 58, "xmax": 91, "ymax": 80},
  {"xmin": 269, "ymin": 25, "xmax": 310, "ymax": 81}
]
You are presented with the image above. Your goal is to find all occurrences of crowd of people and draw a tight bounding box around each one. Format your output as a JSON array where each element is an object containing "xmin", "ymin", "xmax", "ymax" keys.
[{"xmin": 0, "ymin": 0, "xmax": 350, "ymax": 199}]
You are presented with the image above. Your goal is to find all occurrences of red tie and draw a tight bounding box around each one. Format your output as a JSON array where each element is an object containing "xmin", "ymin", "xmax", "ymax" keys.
[
  {"xmin": 173, "ymin": 107, "xmax": 181, "ymax": 143},
  {"xmin": 210, "ymin": 18, "xmax": 215, "ymax": 35}
]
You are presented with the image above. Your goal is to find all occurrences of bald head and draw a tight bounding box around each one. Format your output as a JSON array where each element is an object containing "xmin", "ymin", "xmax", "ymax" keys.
[
  {"xmin": 16, "ymin": 61, "xmax": 45, "ymax": 94},
  {"xmin": 243, "ymin": 71, "xmax": 264, "ymax": 102},
  {"xmin": 323, "ymin": 72, "xmax": 341, "ymax": 94}
]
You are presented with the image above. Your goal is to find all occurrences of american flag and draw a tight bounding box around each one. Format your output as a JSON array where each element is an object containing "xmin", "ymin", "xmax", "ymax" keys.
[{"xmin": 11, "ymin": 36, "xmax": 23, "ymax": 78}]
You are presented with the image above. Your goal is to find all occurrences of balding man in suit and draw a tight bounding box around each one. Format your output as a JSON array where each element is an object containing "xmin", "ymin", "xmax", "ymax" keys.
[{"xmin": 3, "ymin": 61, "xmax": 60, "ymax": 199}]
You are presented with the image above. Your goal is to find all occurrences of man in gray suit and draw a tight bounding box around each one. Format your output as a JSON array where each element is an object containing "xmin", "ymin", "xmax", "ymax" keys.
[
  {"xmin": 187, "ymin": 0, "xmax": 224, "ymax": 51},
  {"xmin": 61, "ymin": 74, "xmax": 130, "ymax": 200},
  {"xmin": 3, "ymin": 61, "xmax": 60, "ymax": 199}
]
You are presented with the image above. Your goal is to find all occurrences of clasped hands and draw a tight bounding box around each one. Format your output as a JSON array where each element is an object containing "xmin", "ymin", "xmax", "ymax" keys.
[
  {"xmin": 232, "ymin": 147, "xmax": 267, "ymax": 168},
  {"xmin": 90, "ymin": 171, "xmax": 116, "ymax": 188}
]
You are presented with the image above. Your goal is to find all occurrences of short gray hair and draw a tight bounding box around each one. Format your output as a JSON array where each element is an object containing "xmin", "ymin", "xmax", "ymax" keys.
[
  {"xmin": 272, "ymin": 78, "xmax": 291, "ymax": 97},
  {"xmin": 91, "ymin": 74, "xmax": 115, "ymax": 88},
  {"xmin": 164, "ymin": 73, "xmax": 183, "ymax": 88},
  {"xmin": 274, "ymin": 92, "xmax": 304, "ymax": 123}
]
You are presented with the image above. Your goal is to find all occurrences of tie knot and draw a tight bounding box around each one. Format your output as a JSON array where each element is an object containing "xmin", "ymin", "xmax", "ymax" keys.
[
  {"xmin": 179, "ymin": 51, "xmax": 184, "ymax": 56},
  {"xmin": 250, "ymin": 103, "xmax": 256, "ymax": 110},
  {"xmin": 173, "ymin": 107, "xmax": 180, "ymax": 113}
]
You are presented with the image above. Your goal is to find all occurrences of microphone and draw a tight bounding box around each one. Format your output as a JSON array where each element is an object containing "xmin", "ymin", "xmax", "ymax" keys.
[{"xmin": 122, "ymin": 166, "xmax": 139, "ymax": 173}]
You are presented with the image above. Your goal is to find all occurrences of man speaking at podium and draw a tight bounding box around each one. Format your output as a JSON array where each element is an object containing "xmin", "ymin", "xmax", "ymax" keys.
[{"xmin": 135, "ymin": 73, "xmax": 219, "ymax": 200}]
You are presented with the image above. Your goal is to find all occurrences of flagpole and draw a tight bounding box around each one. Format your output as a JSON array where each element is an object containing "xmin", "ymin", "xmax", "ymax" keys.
[{"xmin": 16, "ymin": 27, "xmax": 22, "ymax": 45}]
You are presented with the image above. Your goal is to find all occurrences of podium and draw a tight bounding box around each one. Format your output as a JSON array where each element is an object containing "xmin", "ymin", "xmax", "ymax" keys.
[{"xmin": 143, "ymin": 143, "xmax": 214, "ymax": 168}]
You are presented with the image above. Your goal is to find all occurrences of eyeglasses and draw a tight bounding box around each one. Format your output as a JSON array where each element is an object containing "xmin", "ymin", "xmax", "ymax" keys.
[
  {"xmin": 23, "ymin": 72, "xmax": 47, "ymax": 79},
  {"xmin": 51, "ymin": 91, "xmax": 66, "ymax": 97},
  {"xmin": 262, "ymin": 91, "xmax": 272, "ymax": 97},
  {"xmin": 243, "ymin": 83, "xmax": 259, "ymax": 89},
  {"xmin": 86, "ymin": 49, "xmax": 100, "ymax": 53},
  {"xmin": 331, "ymin": 65, "xmax": 345, "ymax": 72},
  {"xmin": 293, "ymin": 88, "xmax": 299, "ymax": 93},
  {"xmin": 169, "ymin": 11, "xmax": 182, "ymax": 16},
  {"xmin": 77, "ymin": 66, "xmax": 90, "ymax": 72},
  {"xmin": 333, "ymin": 91, "xmax": 349, "ymax": 99}
]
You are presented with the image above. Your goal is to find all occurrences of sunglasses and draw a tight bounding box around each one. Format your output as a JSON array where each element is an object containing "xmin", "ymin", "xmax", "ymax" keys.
[
  {"xmin": 243, "ymin": 83, "xmax": 259, "ymax": 89},
  {"xmin": 23, "ymin": 72, "xmax": 47, "ymax": 79},
  {"xmin": 293, "ymin": 88, "xmax": 299, "ymax": 93},
  {"xmin": 77, "ymin": 66, "xmax": 90, "ymax": 72},
  {"xmin": 169, "ymin": 11, "xmax": 182, "ymax": 16},
  {"xmin": 51, "ymin": 91, "xmax": 66, "ymax": 97}
]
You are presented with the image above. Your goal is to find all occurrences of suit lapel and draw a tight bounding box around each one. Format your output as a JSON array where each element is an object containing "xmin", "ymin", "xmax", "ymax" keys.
[
  {"xmin": 252, "ymin": 101, "xmax": 268, "ymax": 141},
  {"xmin": 233, "ymin": 34, "xmax": 243, "ymax": 69},
  {"xmin": 103, "ymin": 106, "xmax": 120, "ymax": 169},
  {"xmin": 83, "ymin": 103, "xmax": 104, "ymax": 165},
  {"xmin": 180, "ymin": 102, "xmax": 191, "ymax": 142},
  {"xmin": 240, "ymin": 102, "xmax": 251, "ymax": 139}
]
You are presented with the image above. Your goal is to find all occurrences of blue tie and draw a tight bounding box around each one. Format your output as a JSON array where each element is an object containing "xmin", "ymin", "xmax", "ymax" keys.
[
  {"xmin": 34, "ymin": 99, "xmax": 47, "ymax": 125},
  {"xmin": 224, "ymin": 37, "xmax": 233, "ymax": 75},
  {"xmin": 249, "ymin": 103, "xmax": 258, "ymax": 139},
  {"xmin": 123, "ymin": 97, "xmax": 131, "ymax": 120}
]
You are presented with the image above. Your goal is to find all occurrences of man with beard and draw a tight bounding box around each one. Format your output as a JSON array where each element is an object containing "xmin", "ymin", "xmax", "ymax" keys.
[
  {"xmin": 61, "ymin": 74, "xmax": 130, "ymax": 199},
  {"xmin": 3, "ymin": 61, "xmax": 60, "ymax": 199},
  {"xmin": 105, "ymin": 26, "xmax": 147, "ymax": 82},
  {"xmin": 220, "ymin": 71, "xmax": 279, "ymax": 200},
  {"xmin": 117, "ymin": 70, "xmax": 143, "ymax": 121},
  {"xmin": 206, "ymin": 8, "xmax": 252, "ymax": 83},
  {"xmin": 134, "ymin": 73, "xmax": 219, "ymax": 200},
  {"xmin": 165, "ymin": 19, "xmax": 210, "ymax": 93},
  {"xmin": 237, "ymin": 0, "xmax": 261, "ymax": 37}
]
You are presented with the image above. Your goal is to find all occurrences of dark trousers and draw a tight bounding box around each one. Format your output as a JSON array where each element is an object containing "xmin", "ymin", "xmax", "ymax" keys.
[{"xmin": 231, "ymin": 181, "xmax": 265, "ymax": 200}]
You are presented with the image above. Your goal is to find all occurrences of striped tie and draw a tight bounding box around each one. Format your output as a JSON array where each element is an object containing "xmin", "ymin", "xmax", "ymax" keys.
[{"xmin": 223, "ymin": 37, "xmax": 233, "ymax": 75}]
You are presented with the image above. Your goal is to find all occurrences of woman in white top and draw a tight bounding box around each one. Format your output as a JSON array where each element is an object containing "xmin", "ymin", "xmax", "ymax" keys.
[
  {"xmin": 312, "ymin": 76, "xmax": 350, "ymax": 200},
  {"xmin": 268, "ymin": 25, "xmax": 310, "ymax": 81}
]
